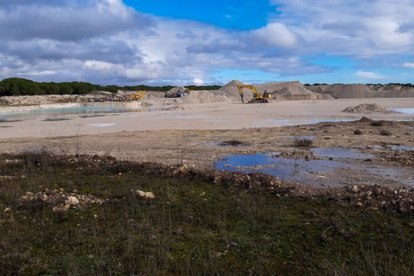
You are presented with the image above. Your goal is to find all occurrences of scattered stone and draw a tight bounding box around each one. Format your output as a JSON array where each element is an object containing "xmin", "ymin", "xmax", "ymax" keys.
[
  {"xmin": 351, "ymin": 185, "xmax": 359, "ymax": 193},
  {"xmin": 136, "ymin": 190, "xmax": 155, "ymax": 200},
  {"xmin": 173, "ymin": 164, "xmax": 190, "ymax": 175},
  {"xmin": 65, "ymin": 196, "xmax": 80, "ymax": 206}
]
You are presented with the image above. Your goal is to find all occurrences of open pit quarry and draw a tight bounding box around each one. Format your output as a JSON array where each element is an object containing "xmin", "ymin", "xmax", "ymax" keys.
[{"xmin": 1, "ymin": 80, "xmax": 414, "ymax": 203}]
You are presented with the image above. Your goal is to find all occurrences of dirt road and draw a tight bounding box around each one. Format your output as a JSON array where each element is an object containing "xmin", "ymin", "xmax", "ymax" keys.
[{"xmin": 1, "ymin": 98, "xmax": 413, "ymax": 139}]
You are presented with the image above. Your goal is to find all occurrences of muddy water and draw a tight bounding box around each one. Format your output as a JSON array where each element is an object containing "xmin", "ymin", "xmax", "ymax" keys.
[
  {"xmin": 390, "ymin": 108, "xmax": 414, "ymax": 115},
  {"xmin": 216, "ymin": 149, "xmax": 414, "ymax": 187},
  {"xmin": 0, "ymin": 103, "xmax": 142, "ymax": 122}
]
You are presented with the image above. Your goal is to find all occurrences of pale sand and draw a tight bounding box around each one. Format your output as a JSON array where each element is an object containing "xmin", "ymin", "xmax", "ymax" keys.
[{"xmin": 1, "ymin": 98, "xmax": 413, "ymax": 139}]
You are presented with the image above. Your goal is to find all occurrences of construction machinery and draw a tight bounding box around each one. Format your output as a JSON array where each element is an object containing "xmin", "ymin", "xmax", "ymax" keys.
[
  {"xmin": 128, "ymin": 91, "xmax": 147, "ymax": 101},
  {"xmin": 237, "ymin": 84, "xmax": 271, "ymax": 103},
  {"xmin": 165, "ymin": 87, "xmax": 191, "ymax": 98}
]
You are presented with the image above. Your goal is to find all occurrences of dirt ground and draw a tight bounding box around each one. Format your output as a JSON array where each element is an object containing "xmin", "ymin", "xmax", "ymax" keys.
[
  {"xmin": 1, "ymin": 98, "xmax": 413, "ymax": 138},
  {"xmin": 1, "ymin": 98, "xmax": 413, "ymax": 193}
]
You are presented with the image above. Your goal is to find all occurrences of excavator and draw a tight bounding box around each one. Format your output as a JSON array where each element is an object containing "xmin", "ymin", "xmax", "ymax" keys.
[
  {"xmin": 128, "ymin": 91, "xmax": 147, "ymax": 101},
  {"xmin": 237, "ymin": 84, "xmax": 271, "ymax": 104}
]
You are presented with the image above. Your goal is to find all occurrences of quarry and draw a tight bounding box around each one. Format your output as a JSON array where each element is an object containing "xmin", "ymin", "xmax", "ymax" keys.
[
  {"xmin": 1, "ymin": 80, "xmax": 413, "ymax": 193},
  {"xmin": 1, "ymin": 79, "xmax": 414, "ymax": 274}
]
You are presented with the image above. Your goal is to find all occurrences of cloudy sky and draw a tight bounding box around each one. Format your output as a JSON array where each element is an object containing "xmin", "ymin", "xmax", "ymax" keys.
[{"xmin": 0, "ymin": 0, "xmax": 413, "ymax": 85}]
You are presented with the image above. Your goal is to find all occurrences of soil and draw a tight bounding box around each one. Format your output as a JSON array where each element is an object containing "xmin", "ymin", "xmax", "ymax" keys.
[{"xmin": 342, "ymin": 103, "xmax": 391, "ymax": 113}]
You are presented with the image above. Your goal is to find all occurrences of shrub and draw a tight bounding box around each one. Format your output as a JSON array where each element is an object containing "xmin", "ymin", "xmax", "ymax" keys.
[
  {"xmin": 380, "ymin": 130, "xmax": 392, "ymax": 136},
  {"xmin": 371, "ymin": 121, "xmax": 384, "ymax": 127},
  {"xmin": 294, "ymin": 138, "xmax": 313, "ymax": 147}
]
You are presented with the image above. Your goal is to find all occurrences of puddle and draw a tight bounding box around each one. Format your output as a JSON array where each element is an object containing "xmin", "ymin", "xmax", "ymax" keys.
[
  {"xmin": 43, "ymin": 117, "xmax": 71, "ymax": 122},
  {"xmin": 288, "ymin": 136, "xmax": 316, "ymax": 140},
  {"xmin": 254, "ymin": 118, "xmax": 355, "ymax": 127},
  {"xmin": 0, "ymin": 103, "xmax": 143, "ymax": 122},
  {"xmin": 389, "ymin": 108, "xmax": 414, "ymax": 115},
  {"xmin": 88, "ymin": 123, "xmax": 117, "ymax": 128},
  {"xmin": 311, "ymin": 148, "xmax": 374, "ymax": 159},
  {"xmin": 216, "ymin": 152, "xmax": 413, "ymax": 187},
  {"xmin": 373, "ymin": 145, "xmax": 414, "ymax": 152},
  {"xmin": 219, "ymin": 140, "xmax": 249, "ymax": 146}
]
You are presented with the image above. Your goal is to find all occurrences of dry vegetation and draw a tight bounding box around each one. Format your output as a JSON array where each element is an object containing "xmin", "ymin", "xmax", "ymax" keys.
[{"xmin": 0, "ymin": 152, "xmax": 414, "ymax": 274}]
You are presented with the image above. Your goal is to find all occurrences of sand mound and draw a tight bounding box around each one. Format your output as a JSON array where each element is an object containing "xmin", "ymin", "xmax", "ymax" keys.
[
  {"xmin": 219, "ymin": 80, "xmax": 246, "ymax": 102},
  {"xmin": 342, "ymin": 104, "xmax": 391, "ymax": 113},
  {"xmin": 181, "ymin": 90, "xmax": 230, "ymax": 104},
  {"xmin": 218, "ymin": 80, "xmax": 332, "ymax": 101},
  {"xmin": 257, "ymin": 81, "xmax": 330, "ymax": 100},
  {"xmin": 328, "ymin": 84, "xmax": 373, "ymax": 99},
  {"xmin": 308, "ymin": 84, "xmax": 414, "ymax": 99}
]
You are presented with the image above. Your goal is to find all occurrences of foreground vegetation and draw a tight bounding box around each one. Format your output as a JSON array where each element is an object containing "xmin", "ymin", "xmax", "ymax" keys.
[
  {"xmin": 1, "ymin": 153, "xmax": 413, "ymax": 275},
  {"xmin": 0, "ymin": 78, "xmax": 221, "ymax": 96}
]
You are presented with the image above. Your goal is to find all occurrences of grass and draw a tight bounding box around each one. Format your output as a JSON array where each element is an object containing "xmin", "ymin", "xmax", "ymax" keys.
[
  {"xmin": 380, "ymin": 129, "xmax": 392, "ymax": 136},
  {"xmin": 354, "ymin": 129, "xmax": 363, "ymax": 135},
  {"xmin": 293, "ymin": 137, "xmax": 314, "ymax": 147},
  {"xmin": 0, "ymin": 153, "xmax": 413, "ymax": 275},
  {"xmin": 371, "ymin": 120, "xmax": 385, "ymax": 127},
  {"xmin": 219, "ymin": 139, "xmax": 247, "ymax": 146}
]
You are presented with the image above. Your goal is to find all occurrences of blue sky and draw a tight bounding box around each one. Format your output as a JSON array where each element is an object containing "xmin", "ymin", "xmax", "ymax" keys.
[
  {"xmin": 125, "ymin": 0, "xmax": 277, "ymax": 30},
  {"xmin": 0, "ymin": 0, "xmax": 413, "ymax": 85}
]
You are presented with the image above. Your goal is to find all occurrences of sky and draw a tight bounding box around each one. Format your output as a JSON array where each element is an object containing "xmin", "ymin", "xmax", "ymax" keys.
[{"xmin": 0, "ymin": 0, "xmax": 413, "ymax": 85}]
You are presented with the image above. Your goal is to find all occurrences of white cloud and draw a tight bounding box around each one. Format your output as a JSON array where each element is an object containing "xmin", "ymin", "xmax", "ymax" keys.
[
  {"xmin": 253, "ymin": 23, "xmax": 298, "ymax": 48},
  {"xmin": 272, "ymin": 0, "xmax": 414, "ymax": 56},
  {"xmin": 193, "ymin": 78, "xmax": 205, "ymax": 85},
  {"xmin": 355, "ymin": 71, "xmax": 385, "ymax": 80},
  {"xmin": 1, "ymin": 0, "xmax": 414, "ymax": 84},
  {"xmin": 403, "ymin": 62, "xmax": 414, "ymax": 69}
]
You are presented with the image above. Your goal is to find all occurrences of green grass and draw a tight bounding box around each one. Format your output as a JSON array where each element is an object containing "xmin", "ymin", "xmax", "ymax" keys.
[{"xmin": 0, "ymin": 153, "xmax": 413, "ymax": 275}]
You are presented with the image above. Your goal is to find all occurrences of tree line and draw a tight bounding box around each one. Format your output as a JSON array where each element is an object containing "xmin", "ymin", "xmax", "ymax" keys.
[{"xmin": 0, "ymin": 78, "xmax": 221, "ymax": 97}]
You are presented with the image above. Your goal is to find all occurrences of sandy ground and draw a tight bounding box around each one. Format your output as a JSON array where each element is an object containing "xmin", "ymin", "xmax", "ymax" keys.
[
  {"xmin": 1, "ymin": 98, "xmax": 413, "ymax": 139},
  {"xmin": 1, "ymin": 98, "xmax": 413, "ymax": 189}
]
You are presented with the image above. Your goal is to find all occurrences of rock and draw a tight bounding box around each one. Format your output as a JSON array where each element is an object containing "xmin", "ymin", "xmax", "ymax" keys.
[
  {"xmin": 136, "ymin": 190, "xmax": 155, "ymax": 200},
  {"xmin": 4, "ymin": 207, "xmax": 11, "ymax": 213},
  {"xmin": 351, "ymin": 185, "xmax": 359, "ymax": 193},
  {"xmin": 53, "ymin": 204, "xmax": 71, "ymax": 212},
  {"xmin": 357, "ymin": 202, "xmax": 363, "ymax": 207},
  {"xmin": 173, "ymin": 164, "xmax": 190, "ymax": 175},
  {"xmin": 366, "ymin": 191, "xmax": 373, "ymax": 197},
  {"xmin": 66, "ymin": 196, "xmax": 80, "ymax": 206}
]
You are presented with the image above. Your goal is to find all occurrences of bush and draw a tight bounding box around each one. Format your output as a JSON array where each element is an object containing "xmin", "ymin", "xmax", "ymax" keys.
[
  {"xmin": 354, "ymin": 129, "xmax": 363, "ymax": 135},
  {"xmin": 220, "ymin": 140, "xmax": 246, "ymax": 146},
  {"xmin": 294, "ymin": 138, "xmax": 313, "ymax": 148},
  {"xmin": 371, "ymin": 121, "xmax": 384, "ymax": 127},
  {"xmin": 380, "ymin": 130, "xmax": 392, "ymax": 136}
]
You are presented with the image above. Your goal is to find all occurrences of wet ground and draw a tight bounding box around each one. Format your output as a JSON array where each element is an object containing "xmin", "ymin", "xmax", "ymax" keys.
[
  {"xmin": 216, "ymin": 148, "xmax": 414, "ymax": 187},
  {"xmin": 1, "ymin": 117, "xmax": 413, "ymax": 190}
]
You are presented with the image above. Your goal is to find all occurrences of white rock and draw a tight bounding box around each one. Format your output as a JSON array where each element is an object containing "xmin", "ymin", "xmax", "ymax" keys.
[
  {"xmin": 136, "ymin": 190, "xmax": 155, "ymax": 199},
  {"xmin": 66, "ymin": 196, "xmax": 80, "ymax": 206},
  {"xmin": 352, "ymin": 185, "xmax": 359, "ymax": 193}
]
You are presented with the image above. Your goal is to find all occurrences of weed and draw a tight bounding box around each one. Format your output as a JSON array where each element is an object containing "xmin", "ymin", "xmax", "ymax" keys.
[
  {"xmin": 380, "ymin": 130, "xmax": 392, "ymax": 136},
  {"xmin": 354, "ymin": 129, "xmax": 363, "ymax": 135},
  {"xmin": 0, "ymin": 153, "xmax": 413, "ymax": 275},
  {"xmin": 371, "ymin": 120, "xmax": 384, "ymax": 127},
  {"xmin": 220, "ymin": 140, "xmax": 247, "ymax": 146},
  {"xmin": 293, "ymin": 138, "xmax": 313, "ymax": 147}
]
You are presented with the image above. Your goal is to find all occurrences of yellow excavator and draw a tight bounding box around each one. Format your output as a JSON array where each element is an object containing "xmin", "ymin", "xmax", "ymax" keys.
[
  {"xmin": 237, "ymin": 84, "xmax": 271, "ymax": 103},
  {"xmin": 129, "ymin": 91, "xmax": 147, "ymax": 101}
]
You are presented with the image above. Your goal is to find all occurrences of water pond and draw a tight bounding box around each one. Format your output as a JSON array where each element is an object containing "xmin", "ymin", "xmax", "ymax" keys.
[
  {"xmin": 216, "ymin": 149, "xmax": 414, "ymax": 187},
  {"xmin": 0, "ymin": 103, "xmax": 142, "ymax": 122}
]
